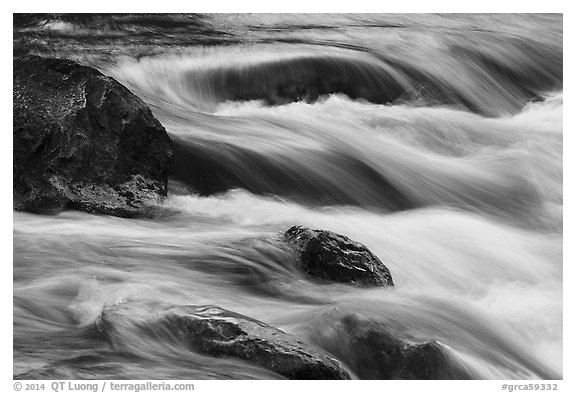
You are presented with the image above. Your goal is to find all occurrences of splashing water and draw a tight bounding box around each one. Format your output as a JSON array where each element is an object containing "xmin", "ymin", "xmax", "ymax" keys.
[{"xmin": 14, "ymin": 13, "xmax": 562, "ymax": 380}]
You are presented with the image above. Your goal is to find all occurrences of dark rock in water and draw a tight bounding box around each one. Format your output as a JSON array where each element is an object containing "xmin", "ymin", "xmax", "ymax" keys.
[
  {"xmin": 314, "ymin": 314, "xmax": 473, "ymax": 379},
  {"xmin": 283, "ymin": 225, "xmax": 394, "ymax": 287},
  {"xmin": 13, "ymin": 55, "xmax": 173, "ymax": 217},
  {"xmin": 97, "ymin": 300, "xmax": 351, "ymax": 380}
]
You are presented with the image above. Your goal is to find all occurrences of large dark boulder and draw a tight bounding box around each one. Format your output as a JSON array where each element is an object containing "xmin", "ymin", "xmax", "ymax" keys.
[
  {"xmin": 96, "ymin": 299, "xmax": 351, "ymax": 380},
  {"xmin": 13, "ymin": 55, "xmax": 173, "ymax": 217},
  {"xmin": 313, "ymin": 314, "xmax": 473, "ymax": 379},
  {"xmin": 283, "ymin": 225, "xmax": 394, "ymax": 287}
]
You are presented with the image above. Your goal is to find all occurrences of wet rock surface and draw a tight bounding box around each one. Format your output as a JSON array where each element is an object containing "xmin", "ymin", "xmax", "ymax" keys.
[
  {"xmin": 13, "ymin": 55, "xmax": 173, "ymax": 217},
  {"xmin": 283, "ymin": 225, "xmax": 394, "ymax": 287},
  {"xmin": 313, "ymin": 314, "xmax": 473, "ymax": 379},
  {"xmin": 96, "ymin": 300, "xmax": 351, "ymax": 380}
]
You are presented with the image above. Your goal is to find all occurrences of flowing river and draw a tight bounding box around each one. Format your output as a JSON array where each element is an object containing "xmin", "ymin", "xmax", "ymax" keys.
[{"xmin": 13, "ymin": 13, "xmax": 563, "ymax": 380}]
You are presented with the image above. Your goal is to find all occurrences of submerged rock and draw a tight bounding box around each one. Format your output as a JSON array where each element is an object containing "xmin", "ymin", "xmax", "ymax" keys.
[
  {"xmin": 97, "ymin": 300, "xmax": 351, "ymax": 380},
  {"xmin": 283, "ymin": 225, "xmax": 394, "ymax": 287},
  {"xmin": 13, "ymin": 55, "xmax": 173, "ymax": 217},
  {"xmin": 313, "ymin": 314, "xmax": 473, "ymax": 379}
]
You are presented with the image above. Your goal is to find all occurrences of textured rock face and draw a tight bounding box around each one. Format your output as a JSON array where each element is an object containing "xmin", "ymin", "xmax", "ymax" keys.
[
  {"xmin": 13, "ymin": 55, "xmax": 173, "ymax": 217},
  {"xmin": 97, "ymin": 300, "xmax": 351, "ymax": 380},
  {"xmin": 283, "ymin": 225, "xmax": 394, "ymax": 287},
  {"xmin": 313, "ymin": 315, "xmax": 473, "ymax": 379}
]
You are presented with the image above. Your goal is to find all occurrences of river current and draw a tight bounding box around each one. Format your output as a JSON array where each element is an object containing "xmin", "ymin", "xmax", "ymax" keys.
[{"xmin": 13, "ymin": 13, "xmax": 563, "ymax": 380}]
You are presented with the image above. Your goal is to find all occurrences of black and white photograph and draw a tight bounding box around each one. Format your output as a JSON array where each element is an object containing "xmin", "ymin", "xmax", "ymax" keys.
[{"xmin": 11, "ymin": 9, "xmax": 565, "ymax": 385}]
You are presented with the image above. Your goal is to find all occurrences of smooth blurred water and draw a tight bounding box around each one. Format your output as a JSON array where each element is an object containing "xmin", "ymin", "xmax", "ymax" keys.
[{"xmin": 13, "ymin": 13, "xmax": 562, "ymax": 380}]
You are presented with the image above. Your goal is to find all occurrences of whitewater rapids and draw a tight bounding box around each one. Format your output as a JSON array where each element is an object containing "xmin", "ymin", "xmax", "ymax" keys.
[{"xmin": 13, "ymin": 13, "xmax": 562, "ymax": 380}]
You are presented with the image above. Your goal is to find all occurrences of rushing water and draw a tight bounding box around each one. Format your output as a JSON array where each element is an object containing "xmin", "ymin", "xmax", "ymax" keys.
[{"xmin": 13, "ymin": 14, "xmax": 562, "ymax": 380}]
